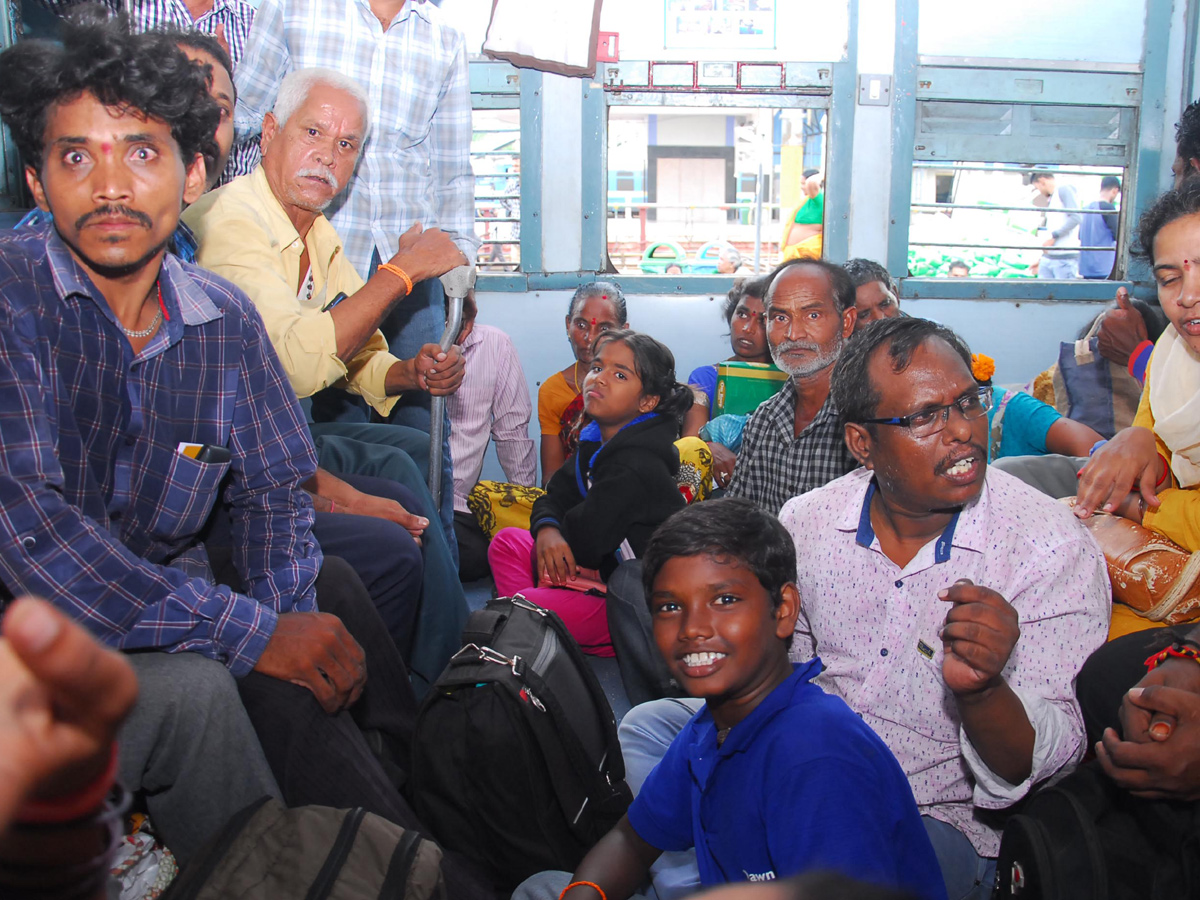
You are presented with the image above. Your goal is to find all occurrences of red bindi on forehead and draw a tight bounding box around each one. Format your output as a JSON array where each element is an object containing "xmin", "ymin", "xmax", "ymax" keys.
[{"xmin": 100, "ymin": 142, "xmax": 113, "ymax": 154}]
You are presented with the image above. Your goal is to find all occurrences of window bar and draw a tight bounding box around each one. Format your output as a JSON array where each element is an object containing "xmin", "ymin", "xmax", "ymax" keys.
[{"xmin": 910, "ymin": 202, "xmax": 1115, "ymax": 214}]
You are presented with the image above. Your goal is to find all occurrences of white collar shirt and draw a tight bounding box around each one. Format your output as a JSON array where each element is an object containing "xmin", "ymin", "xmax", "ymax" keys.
[{"xmin": 779, "ymin": 466, "xmax": 1110, "ymax": 857}]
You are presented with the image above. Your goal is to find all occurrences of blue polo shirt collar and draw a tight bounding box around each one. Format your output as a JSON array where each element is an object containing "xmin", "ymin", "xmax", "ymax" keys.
[
  {"xmin": 692, "ymin": 659, "xmax": 824, "ymax": 767},
  {"xmin": 851, "ymin": 477, "xmax": 966, "ymax": 564}
]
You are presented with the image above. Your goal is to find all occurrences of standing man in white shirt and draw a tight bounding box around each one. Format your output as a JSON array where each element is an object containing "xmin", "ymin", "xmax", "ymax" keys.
[{"xmin": 1032, "ymin": 170, "xmax": 1082, "ymax": 279}]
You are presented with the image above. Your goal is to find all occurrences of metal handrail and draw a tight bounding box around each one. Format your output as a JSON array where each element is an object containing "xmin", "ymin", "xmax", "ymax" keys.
[
  {"xmin": 909, "ymin": 241, "xmax": 1116, "ymax": 251},
  {"xmin": 911, "ymin": 202, "xmax": 1115, "ymax": 214}
]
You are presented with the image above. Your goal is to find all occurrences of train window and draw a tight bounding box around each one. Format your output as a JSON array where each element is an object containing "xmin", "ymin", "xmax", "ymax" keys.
[
  {"xmin": 906, "ymin": 89, "xmax": 1138, "ymax": 281},
  {"xmin": 472, "ymin": 108, "xmax": 521, "ymax": 272},
  {"xmin": 604, "ymin": 102, "xmax": 828, "ymax": 276},
  {"xmin": 909, "ymin": 162, "xmax": 1126, "ymax": 280}
]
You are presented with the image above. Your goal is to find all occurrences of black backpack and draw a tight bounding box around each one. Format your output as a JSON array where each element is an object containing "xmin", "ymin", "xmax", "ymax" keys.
[
  {"xmin": 995, "ymin": 762, "xmax": 1200, "ymax": 900},
  {"xmin": 605, "ymin": 560, "xmax": 687, "ymax": 708},
  {"xmin": 409, "ymin": 594, "xmax": 633, "ymax": 890},
  {"xmin": 162, "ymin": 797, "xmax": 445, "ymax": 900}
]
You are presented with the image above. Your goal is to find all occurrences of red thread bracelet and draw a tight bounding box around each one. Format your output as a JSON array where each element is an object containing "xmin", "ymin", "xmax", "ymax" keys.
[
  {"xmin": 15, "ymin": 741, "xmax": 118, "ymax": 825},
  {"xmin": 1156, "ymin": 453, "xmax": 1170, "ymax": 489},
  {"xmin": 1144, "ymin": 642, "xmax": 1200, "ymax": 671}
]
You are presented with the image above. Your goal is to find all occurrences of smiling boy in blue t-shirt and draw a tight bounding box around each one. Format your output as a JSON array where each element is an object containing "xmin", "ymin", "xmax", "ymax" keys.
[{"xmin": 520, "ymin": 498, "xmax": 945, "ymax": 900}]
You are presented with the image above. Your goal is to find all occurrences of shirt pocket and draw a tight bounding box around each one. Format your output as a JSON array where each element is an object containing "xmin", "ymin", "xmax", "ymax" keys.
[
  {"xmin": 389, "ymin": 92, "xmax": 438, "ymax": 152},
  {"xmin": 144, "ymin": 453, "xmax": 232, "ymax": 542}
]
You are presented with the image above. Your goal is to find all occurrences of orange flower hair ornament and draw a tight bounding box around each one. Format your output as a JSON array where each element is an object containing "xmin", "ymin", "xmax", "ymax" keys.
[{"xmin": 971, "ymin": 354, "xmax": 995, "ymax": 382}]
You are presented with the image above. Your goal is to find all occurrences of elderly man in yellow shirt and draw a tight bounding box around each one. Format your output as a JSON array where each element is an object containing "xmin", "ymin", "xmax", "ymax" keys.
[{"xmin": 183, "ymin": 67, "xmax": 471, "ymax": 692}]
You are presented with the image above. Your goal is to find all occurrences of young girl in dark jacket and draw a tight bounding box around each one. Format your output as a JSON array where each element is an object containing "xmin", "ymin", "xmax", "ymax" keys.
[{"xmin": 488, "ymin": 330, "xmax": 693, "ymax": 655}]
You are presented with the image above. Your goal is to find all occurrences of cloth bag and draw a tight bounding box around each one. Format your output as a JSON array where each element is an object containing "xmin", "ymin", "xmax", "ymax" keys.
[{"xmin": 1062, "ymin": 498, "xmax": 1200, "ymax": 625}]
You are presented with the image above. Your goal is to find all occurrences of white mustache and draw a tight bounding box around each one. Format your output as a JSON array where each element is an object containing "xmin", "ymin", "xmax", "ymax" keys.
[
  {"xmin": 772, "ymin": 339, "xmax": 820, "ymax": 354},
  {"xmin": 296, "ymin": 167, "xmax": 340, "ymax": 191}
]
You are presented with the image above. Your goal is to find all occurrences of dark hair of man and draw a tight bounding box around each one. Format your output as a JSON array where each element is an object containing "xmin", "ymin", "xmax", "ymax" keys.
[
  {"xmin": 641, "ymin": 498, "xmax": 797, "ymax": 618},
  {"xmin": 1100, "ymin": 175, "xmax": 1121, "ymax": 193},
  {"xmin": 0, "ymin": 8, "xmax": 220, "ymax": 174},
  {"xmin": 1176, "ymin": 99, "xmax": 1200, "ymax": 166},
  {"xmin": 831, "ymin": 315, "xmax": 973, "ymax": 429},
  {"xmin": 949, "ymin": 259, "xmax": 969, "ymax": 271},
  {"xmin": 1133, "ymin": 177, "xmax": 1200, "ymax": 263},
  {"xmin": 591, "ymin": 329, "xmax": 694, "ymax": 422},
  {"xmin": 160, "ymin": 27, "xmax": 235, "ymax": 100},
  {"xmin": 1030, "ymin": 170, "xmax": 1054, "ymax": 184},
  {"xmin": 721, "ymin": 273, "xmax": 771, "ymax": 324},
  {"xmin": 802, "ymin": 167, "xmax": 820, "ymax": 179},
  {"xmin": 763, "ymin": 258, "xmax": 856, "ymax": 314},
  {"xmin": 567, "ymin": 280, "xmax": 627, "ymax": 323},
  {"xmin": 842, "ymin": 257, "xmax": 897, "ymax": 296}
]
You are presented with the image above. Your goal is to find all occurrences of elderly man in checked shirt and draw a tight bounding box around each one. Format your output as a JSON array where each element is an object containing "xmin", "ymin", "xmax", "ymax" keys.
[
  {"xmin": 720, "ymin": 258, "xmax": 860, "ymax": 511},
  {"xmin": 618, "ymin": 317, "xmax": 1109, "ymax": 900}
]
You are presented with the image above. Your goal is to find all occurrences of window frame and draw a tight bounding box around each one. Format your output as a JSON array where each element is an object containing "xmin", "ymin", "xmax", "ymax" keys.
[
  {"xmin": 886, "ymin": 0, "xmax": 1174, "ymax": 302},
  {"xmin": 471, "ymin": 36, "xmax": 860, "ymax": 293}
]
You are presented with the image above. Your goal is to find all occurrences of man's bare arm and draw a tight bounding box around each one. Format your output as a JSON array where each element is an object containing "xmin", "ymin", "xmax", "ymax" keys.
[{"xmin": 328, "ymin": 224, "xmax": 466, "ymax": 362}]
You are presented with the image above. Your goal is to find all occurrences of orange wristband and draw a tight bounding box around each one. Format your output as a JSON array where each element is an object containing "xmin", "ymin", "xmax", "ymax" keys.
[
  {"xmin": 560, "ymin": 882, "xmax": 606, "ymax": 900},
  {"xmin": 16, "ymin": 741, "xmax": 118, "ymax": 825},
  {"xmin": 378, "ymin": 262, "xmax": 413, "ymax": 296}
]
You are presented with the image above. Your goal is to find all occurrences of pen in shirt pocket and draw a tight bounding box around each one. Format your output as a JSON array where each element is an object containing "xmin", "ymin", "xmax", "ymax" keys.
[
  {"xmin": 321, "ymin": 292, "xmax": 349, "ymax": 312},
  {"xmin": 176, "ymin": 442, "xmax": 231, "ymax": 464}
]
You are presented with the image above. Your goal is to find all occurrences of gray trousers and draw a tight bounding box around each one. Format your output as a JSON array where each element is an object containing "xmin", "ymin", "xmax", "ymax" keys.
[{"xmin": 118, "ymin": 652, "xmax": 281, "ymax": 866}]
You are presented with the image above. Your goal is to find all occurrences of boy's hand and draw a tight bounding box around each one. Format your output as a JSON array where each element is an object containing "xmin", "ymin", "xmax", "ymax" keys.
[
  {"xmin": 535, "ymin": 527, "xmax": 577, "ymax": 586},
  {"xmin": 938, "ymin": 579, "xmax": 1019, "ymax": 696},
  {"xmin": 1098, "ymin": 682, "xmax": 1200, "ymax": 799}
]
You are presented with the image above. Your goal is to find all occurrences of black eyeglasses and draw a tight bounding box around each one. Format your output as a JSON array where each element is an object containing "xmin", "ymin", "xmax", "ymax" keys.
[{"xmin": 860, "ymin": 386, "xmax": 993, "ymax": 438}]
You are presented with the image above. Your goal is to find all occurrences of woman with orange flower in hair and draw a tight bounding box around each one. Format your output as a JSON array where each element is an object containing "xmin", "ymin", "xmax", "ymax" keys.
[{"xmin": 973, "ymin": 353, "xmax": 1105, "ymax": 461}]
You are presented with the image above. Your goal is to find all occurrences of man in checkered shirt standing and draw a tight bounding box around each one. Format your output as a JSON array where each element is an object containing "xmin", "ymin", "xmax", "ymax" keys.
[{"xmin": 725, "ymin": 259, "xmax": 861, "ymax": 514}]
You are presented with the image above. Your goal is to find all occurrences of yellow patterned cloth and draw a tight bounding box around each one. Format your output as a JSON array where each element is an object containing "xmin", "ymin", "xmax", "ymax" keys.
[
  {"xmin": 674, "ymin": 436, "xmax": 714, "ymax": 504},
  {"xmin": 469, "ymin": 438, "xmax": 714, "ymax": 540},
  {"xmin": 468, "ymin": 481, "xmax": 547, "ymax": 540}
]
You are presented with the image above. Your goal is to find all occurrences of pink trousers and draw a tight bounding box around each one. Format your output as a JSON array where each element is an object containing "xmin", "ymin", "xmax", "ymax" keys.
[{"xmin": 487, "ymin": 527, "xmax": 614, "ymax": 656}]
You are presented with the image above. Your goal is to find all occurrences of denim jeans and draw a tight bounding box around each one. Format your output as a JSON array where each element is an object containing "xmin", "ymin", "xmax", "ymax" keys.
[{"xmin": 307, "ymin": 421, "xmax": 469, "ymax": 695}]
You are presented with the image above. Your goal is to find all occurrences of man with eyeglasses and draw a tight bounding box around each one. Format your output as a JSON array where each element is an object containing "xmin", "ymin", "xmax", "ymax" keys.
[{"xmin": 776, "ymin": 316, "xmax": 1108, "ymax": 898}]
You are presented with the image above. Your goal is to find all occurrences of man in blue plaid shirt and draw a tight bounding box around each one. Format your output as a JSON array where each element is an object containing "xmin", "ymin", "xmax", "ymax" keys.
[{"xmin": 0, "ymin": 15, "xmax": 465, "ymax": 869}]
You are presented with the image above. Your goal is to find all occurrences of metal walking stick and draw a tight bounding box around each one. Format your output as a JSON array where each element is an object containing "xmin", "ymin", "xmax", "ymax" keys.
[{"xmin": 428, "ymin": 265, "xmax": 477, "ymax": 503}]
